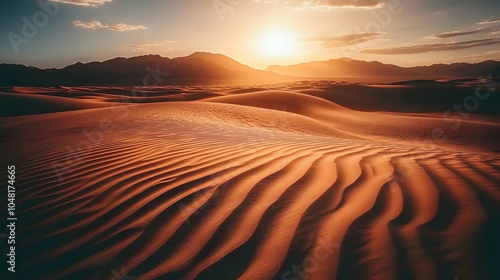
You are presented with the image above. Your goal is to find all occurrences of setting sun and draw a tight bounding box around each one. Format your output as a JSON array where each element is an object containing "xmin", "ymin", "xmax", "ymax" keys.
[{"xmin": 259, "ymin": 30, "xmax": 295, "ymax": 57}]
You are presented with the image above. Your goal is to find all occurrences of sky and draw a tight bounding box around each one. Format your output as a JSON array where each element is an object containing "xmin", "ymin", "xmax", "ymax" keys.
[{"xmin": 1, "ymin": 0, "xmax": 500, "ymax": 69}]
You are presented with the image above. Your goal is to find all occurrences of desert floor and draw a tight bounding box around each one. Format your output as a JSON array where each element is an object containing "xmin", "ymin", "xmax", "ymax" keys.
[{"xmin": 1, "ymin": 80, "xmax": 499, "ymax": 280}]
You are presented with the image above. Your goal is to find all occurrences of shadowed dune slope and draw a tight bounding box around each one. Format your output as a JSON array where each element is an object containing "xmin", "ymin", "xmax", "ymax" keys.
[
  {"xmin": 0, "ymin": 92, "xmax": 125, "ymax": 117},
  {"xmin": 299, "ymin": 81, "xmax": 500, "ymax": 113}
]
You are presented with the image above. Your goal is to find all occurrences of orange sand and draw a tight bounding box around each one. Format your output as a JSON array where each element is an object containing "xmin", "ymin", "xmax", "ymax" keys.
[{"xmin": 1, "ymin": 81, "xmax": 499, "ymax": 280}]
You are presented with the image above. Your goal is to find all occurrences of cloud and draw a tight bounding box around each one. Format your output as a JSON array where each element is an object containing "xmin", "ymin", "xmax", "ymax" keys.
[
  {"xmin": 363, "ymin": 38, "xmax": 500, "ymax": 55},
  {"xmin": 477, "ymin": 17, "xmax": 500, "ymax": 25},
  {"xmin": 126, "ymin": 41, "xmax": 177, "ymax": 53},
  {"xmin": 49, "ymin": 0, "xmax": 111, "ymax": 7},
  {"xmin": 430, "ymin": 29, "xmax": 484, "ymax": 39},
  {"xmin": 253, "ymin": 0, "xmax": 384, "ymax": 9},
  {"xmin": 430, "ymin": 27, "xmax": 500, "ymax": 39},
  {"xmin": 72, "ymin": 20, "xmax": 147, "ymax": 31},
  {"xmin": 428, "ymin": 17, "xmax": 500, "ymax": 39},
  {"xmin": 304, "ymin": 32, "xmax": 383, "ymax": 47}
]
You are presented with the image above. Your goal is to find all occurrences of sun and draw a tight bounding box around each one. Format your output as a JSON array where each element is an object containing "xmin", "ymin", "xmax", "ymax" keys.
[{"xmin": 259, "ymin": 30, "xmax": 295, "ymax": 57}]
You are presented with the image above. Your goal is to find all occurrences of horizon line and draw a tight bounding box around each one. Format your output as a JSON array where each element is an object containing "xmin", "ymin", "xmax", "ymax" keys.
[{"xmin": 2, "ymin": 51, "xmax": 500, "ymax": 71}]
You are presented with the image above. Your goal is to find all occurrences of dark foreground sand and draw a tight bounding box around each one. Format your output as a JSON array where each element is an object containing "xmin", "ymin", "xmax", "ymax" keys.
[{"xmin": 1, "ymin": 81, "xmax": 499, "ymax": 280}]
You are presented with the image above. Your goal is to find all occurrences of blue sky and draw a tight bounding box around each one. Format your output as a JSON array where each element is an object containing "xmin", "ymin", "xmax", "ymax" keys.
[{"xmin": 1, "ymin": 0, "xmax": 500, "ymax": 69}]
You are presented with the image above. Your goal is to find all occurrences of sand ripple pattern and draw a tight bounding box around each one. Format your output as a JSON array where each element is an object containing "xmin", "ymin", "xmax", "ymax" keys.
[{"xmin": 3, "ymin": 123, "xmax": 499, "ymax": 280}]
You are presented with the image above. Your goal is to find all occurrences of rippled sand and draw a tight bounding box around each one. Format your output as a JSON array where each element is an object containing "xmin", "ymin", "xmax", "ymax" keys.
[{"xmin": 1, "ymin": 82, "xmax": 499, "ymax": 280}]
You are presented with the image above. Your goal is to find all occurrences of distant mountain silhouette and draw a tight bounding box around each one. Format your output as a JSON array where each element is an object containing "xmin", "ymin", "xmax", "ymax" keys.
[
  {"xmin": 0, "ymin": 52, "xmax": 288, "ymax": 86},
  {"xmin": 1, "ymin": 53, "xmax": 499, "ymax": 86},
  {"xmin": 266, "ymin": 58, "xmax": 500, "ymax": 80}
]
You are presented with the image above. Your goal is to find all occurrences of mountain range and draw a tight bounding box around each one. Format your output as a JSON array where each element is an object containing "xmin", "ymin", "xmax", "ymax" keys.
[
  {"xmin": 1, "ymin": 52, "xmax": 499, "ymax": 86},
  {"xmin": 0, "ymin": 52, "xmax": 288, "ymax": 87},
  {"xmin": 267, "ymin": 58, "xmax": 500, "ymax": 80}
]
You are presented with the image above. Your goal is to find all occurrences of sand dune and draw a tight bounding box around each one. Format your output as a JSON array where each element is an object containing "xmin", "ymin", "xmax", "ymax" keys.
[
  {"xmin": 0, "ymin": 91, "xmax": 122, "ymax": 117},
  {"xmin": 202, "ymin": 88, "xmax": 500, "ymax": 152},
  {"xmin": 1, "ymin": 81, "xmax": 499, "ymax": 280}
]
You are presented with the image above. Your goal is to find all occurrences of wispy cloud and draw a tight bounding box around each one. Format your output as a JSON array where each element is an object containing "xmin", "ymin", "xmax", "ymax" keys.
[
  {"xmin": 430, "ymin": 29, "xmax": 484, "ymax": 39},
  {"xmin": 253, "ymin": 0, "xmax": 384, "ymax": 10},
  {"xmin": 430, "ymin": 26, "xmax": 500, "ymax": 39},
  {"xmin": 72, "ymin": 20, "xmax": 147, "ymax": 31},
  {"xmin": 477, "ymin": 17, "xmax": 500, "ymax": 25},
  {"xmin": 363, "ymin": 38, "xmax": 500, "ymax": 55},
  {"xmin": 304, "ymin": 32, "xmax": 383, "ymax": 47},
  {"xmin": 126, "ymin": 41, "xmax": 177, "ymax": 53},
  {"xmin": 49, "ymin": 0, "xmax": 111, "ymax": 7}
]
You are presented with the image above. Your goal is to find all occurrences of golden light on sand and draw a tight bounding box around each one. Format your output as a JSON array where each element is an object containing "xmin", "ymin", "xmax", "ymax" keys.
[{"xmin": 259, "ymin": 30, "xmax": 295, "ymax": 57}]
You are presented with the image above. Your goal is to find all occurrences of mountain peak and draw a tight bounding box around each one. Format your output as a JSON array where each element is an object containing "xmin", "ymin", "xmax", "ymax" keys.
[
  {"xmin": 186, "ymin": 51, "xmax": 220, "ymax": 58},
  {"xmin": 131, "ymin": 54, "xmax": 164, "ymax": 59},
  {"xmin": 337, "ymin": 57, "xmax": 355, "ymax": 62}
]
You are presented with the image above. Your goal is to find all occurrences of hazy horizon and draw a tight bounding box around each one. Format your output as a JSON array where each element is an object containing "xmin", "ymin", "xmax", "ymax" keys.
[{"xmin": 4, "ymin": 50, "xmax": 500, "ymax": 72}]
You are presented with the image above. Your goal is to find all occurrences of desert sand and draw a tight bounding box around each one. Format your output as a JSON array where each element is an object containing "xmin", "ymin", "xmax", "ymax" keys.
[{"xmin": 1, "ymin": 80, "xmax": 499, "ymax": 280}]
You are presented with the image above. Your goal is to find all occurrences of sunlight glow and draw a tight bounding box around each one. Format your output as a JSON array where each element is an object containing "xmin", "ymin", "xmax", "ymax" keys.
[{"xmin": 259, "ymin": 30, "xmax": 295, "ymax": 57}]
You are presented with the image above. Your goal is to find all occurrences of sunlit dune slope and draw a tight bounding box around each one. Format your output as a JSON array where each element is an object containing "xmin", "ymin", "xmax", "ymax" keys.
[{"xmin": 201, "ymin": 88, "xmax": 500, "ymax": 152}]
